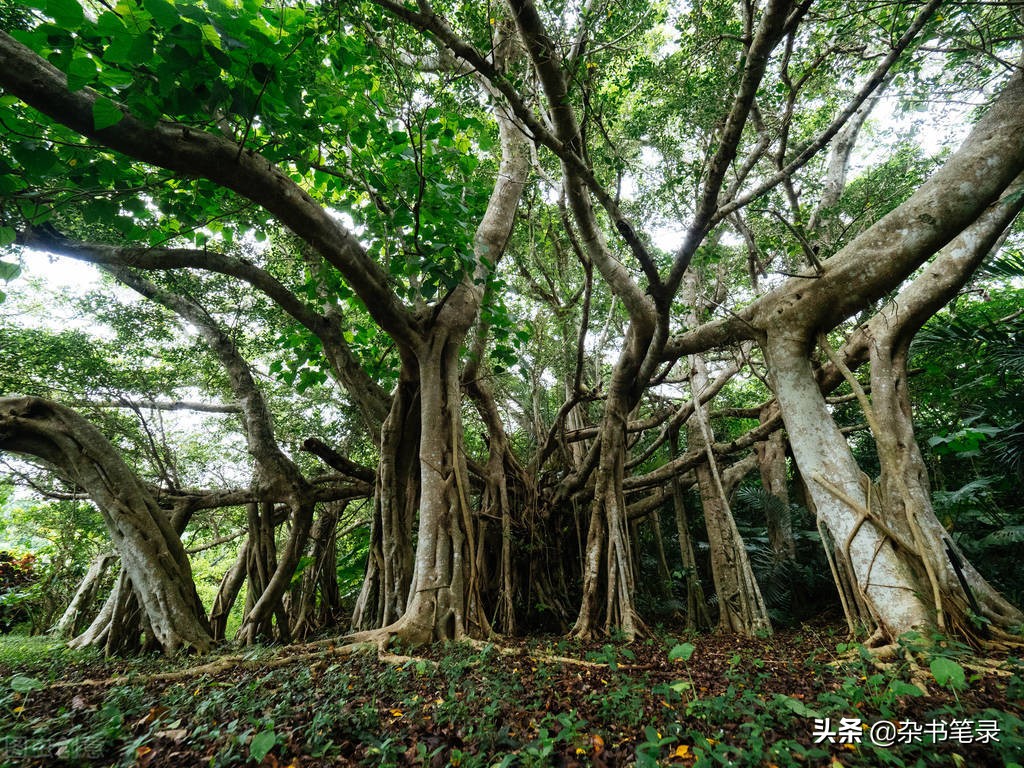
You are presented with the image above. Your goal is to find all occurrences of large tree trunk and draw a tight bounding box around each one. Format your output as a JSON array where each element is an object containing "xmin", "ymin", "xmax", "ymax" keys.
[
  {"xmin": 753, "ymin": 68, "xmax": 1024, "ymax": 643},
  {"xmin": 378, "ymin": 333, "xmax": 489, "ymax": 643},
  {"xmin": 858, "ymin": 176, "xmax": 1024, "ymax": 641},
  {"xmin": 868, "ymin": 329, "xmax": 1023, "ymax": 641},
  {"xmin": 71, "ymin": 503, "xmax": 199, "ymax": 653},
  {"xmin": 351, "ymin": 368, "xmax": 419, "ymax": 630},
  {"xmin": 350, "ymin": 62, "xmax": 528, "ymax": 644},
  {"xmin": 0, "ymin": 397, "xmax": 212, "ymax": 653},
  {"xmin": 76, "ymin": 264, "xmax": 314, "ymax": 648},
  {"xmin": 768, "ymin": 335, "xmax": 934, "ymax": 639},
  {"xmin": 688, "ymin": 359, "xmax": 772, "ymax": 636},
  {"xmin": 571, "ymin": 326, "xmax": 648, "ymax": 640}
]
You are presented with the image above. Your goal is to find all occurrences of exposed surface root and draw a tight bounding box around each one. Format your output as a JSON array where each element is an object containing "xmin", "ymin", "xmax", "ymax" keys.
[
  {"xmin": 48, "ymin": 640, "xmax": 379, "ymax": 688},
  {"xmin": 464, "ymin": 638, "xmax": 634, "ymax": 669}
]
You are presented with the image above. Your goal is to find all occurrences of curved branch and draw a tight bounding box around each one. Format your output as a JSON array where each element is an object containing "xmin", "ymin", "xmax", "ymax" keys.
[
  {"xmin": 713, "ymin": 0, "xmax": 943, "ymax": 224},
  {"xmin": 0, "ymin": 31, "xmax": 420, "ymax": 348},
  {"xmin": 0, "ymin": 396, "xmax": 212, "ymax": 653},
  {"xmin": 17, "ymin": 227, "xmax": 390, "ymax": 430}
]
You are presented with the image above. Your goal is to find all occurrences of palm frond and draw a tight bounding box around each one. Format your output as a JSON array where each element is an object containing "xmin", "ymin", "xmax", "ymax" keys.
[{"xmin": 978, "ymin": 248, "xmax": 1024, "ymax": 281}]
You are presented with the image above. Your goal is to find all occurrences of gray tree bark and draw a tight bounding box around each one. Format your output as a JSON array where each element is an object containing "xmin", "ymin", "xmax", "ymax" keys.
[{"xmin": 0, "ymin": 397, "xmax": 212, "ymax": 653}]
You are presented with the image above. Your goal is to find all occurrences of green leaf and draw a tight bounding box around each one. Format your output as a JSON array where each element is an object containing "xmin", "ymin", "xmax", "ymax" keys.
[
  {"xmin": 773, "ymin": 694, "xmax": 822, "ymax": 718},
  {"xmin": 12, "ymin": 141, "xmax": 57, "ymax": 177},
  {"xmin": 201, "ymin": 24, "xmax": 222, "ymax": 50},
  {"xmin": 10, "ymin": 674, "xmax": 42, "ymax": 693},
  {"xmin": 144, "ymin": 0, "xmax": 179, "ymax": 27},
  {"xmin": 0, "ymin": 227, "xmax": 16, "ymax": 247},
  {"xmin": 92, "ymin": 98, "xmax": 125, "ymax": 131},
  {"xmin": 249, "ymin": 729, "xmax": 277, "ymax": 762},
  {"xmin": 67, "ymin": 55, "xmax": 98, "ymax": 92},
  {"xmin": 102, "ymin": 33, "xmax": 137, "ymax": 65},
  {"xmin": 0, "ymin": 260, "xmax": 21, "ymax": 281},
  {"xmin": 668, "ymin": 642, "xmax": 695, "ymax": 662},
  {"xmin": 98, "ymin": 68, "xmax": 134, "ymax": 89},
  {"xmin": 930, "ymin": 657, "xmax": 966, "ymax": 689},
  {"xmin": 95, "ymin": 10, "xmax": 126, "ymax": 35},
  {"xmin": 889, "ymin": 680, "xmax": 925, "ymax": 697},
  {"xmin": 47, "ymin": 0, "xmax": 85, "ymax": 29}
]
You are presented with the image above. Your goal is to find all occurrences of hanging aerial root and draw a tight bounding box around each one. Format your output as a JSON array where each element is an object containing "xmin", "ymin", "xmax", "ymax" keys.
[
  {"xmin": 811, "ymin": 474, "xmax": 913, "ymax": 553},
  {"xmin": 817, "ymin": 331, "xmax": 948, "ymax": 632},
  {"xmin": 816, "ymin": 515, "xmax": 858, "ymax": 637}
]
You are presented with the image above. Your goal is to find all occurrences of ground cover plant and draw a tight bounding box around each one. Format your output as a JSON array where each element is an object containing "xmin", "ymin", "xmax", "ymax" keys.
[{"xmin": 2, "ymin": 623, "xmax": 1022, "ymax": 767}]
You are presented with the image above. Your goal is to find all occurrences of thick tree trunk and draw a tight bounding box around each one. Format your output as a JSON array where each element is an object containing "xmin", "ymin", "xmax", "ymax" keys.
[
  {"xmin": 349, "ymin": 67, "xmax": 528, "ymax": 644},
  {"xmin": 293, "ymin": 502, "xmax": 343, "ymax": 639},
  {"xmin": 767, "ymin": 166, "xmax": 1024, "ymax": 643},
  {"xmin": 378, "ymin": 333, "xmax": 489, "ymax": 643},
  {"xmin": 861, "ymin": 174, "xmax": 1024, "ymax": 642},
  {"xmin": 768, "ymin": 336, "xmax": 933, "ymax": 639},
  {"xmin": 746, "ymin": 68, "xmax": 1024, "ymax": 643},
  {"xmin": 352, "ymin": 370, "xmax": 420, "ymax": 630},
  {"xmin": 0, "ymin": 397, "xmax": 212, "ymax": 653},
  {"xmin": 73, "ymin": 265, "xmax": 313, "ymax": 648},
  {"xmin": 868, "ymin": 318, "xmax": 1024, "ymax": 641},
  {"xmin": 571, "ymin": 327, "xmax": 648, "ymax": 640}
]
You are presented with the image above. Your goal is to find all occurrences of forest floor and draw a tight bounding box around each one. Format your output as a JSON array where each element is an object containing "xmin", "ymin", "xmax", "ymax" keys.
[{"xmin": 0, "ymin": 620, "xmax": 1021, "ymax": 768}]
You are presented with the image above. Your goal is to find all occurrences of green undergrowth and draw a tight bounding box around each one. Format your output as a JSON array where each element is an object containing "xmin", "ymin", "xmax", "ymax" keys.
[
  {"xmin": 0, "ymin": 629, "xmax": 1021, "ymax": 767},
  {"xmin": 0, "ymin": 634, "xmax": 100, "ymax": 676}
]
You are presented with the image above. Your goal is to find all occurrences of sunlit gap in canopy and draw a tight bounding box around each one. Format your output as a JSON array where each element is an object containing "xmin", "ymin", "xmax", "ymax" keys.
[{"xmin": 6, "ymin": 249, "xmax": 119, "ymax": 340}]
